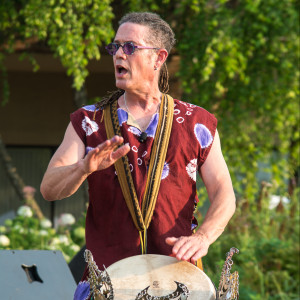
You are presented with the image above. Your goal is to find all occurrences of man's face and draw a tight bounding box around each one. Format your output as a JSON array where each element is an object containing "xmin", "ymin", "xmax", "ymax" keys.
[{"xmin": 113, "ymin": 22, "xmax": 157, "ymax": 92}]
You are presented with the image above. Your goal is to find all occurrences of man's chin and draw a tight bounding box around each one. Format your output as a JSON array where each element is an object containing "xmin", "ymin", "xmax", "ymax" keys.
[{"xmin": 115, "ymin": 79, "xmax": 129, "ymax": 90}]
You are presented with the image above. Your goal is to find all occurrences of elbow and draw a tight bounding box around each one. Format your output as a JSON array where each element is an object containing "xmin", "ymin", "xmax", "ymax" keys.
[{"xmin": 40, "ymin": 182, "xmax": 56, "ymax": 201}]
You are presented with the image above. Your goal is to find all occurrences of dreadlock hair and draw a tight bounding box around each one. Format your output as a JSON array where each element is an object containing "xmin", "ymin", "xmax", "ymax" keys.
[{"xmin": 96, "ymin": 12, "xmax": 176, "ymax": 110}]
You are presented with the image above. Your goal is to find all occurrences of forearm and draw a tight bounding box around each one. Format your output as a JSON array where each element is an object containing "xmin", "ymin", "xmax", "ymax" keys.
[
  {"xmin": 40, "ymin": 160, "xmax": 88, "ymax": 201},
  {"xmin": 196, "ymin": 185, "xmax": 236, "ymax": 245},
  {"xmin": 166, "ymin": 131, "xmax": 236, "ymax": 262}
]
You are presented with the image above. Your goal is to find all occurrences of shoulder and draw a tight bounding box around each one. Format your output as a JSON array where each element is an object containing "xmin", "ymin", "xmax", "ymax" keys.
[
  {"xmin": 71, "ymin": 104, "xmax": 103, "ymax": 125},
  {"xmin": 70, "ymin": 104, "xmax": 104, "ymax": 141},
  {"xmin": 174, "ymin": 99, "xmax": 215, "ymax": 118},
  {"xmin": 71, "ymin": 104, "xmax": 101, "ymax": 118},
  {"xmin": 173, "ymin": 98, "xmax": 217, "ymax": 127},
  {"xmin": 172, "ymin": 98, "xmax": 218, "ymax": 157}
]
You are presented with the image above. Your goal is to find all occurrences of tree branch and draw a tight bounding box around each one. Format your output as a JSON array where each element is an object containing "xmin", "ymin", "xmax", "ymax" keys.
[{"xmin": 0, "ymin": 134, "xmax": 44, "ymax": 219}]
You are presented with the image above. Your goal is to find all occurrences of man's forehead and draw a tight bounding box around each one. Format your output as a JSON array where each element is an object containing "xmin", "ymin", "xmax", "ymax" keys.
[{"xmin": 114, "ymin": 22, "xmax": 150, "ymax": 44}]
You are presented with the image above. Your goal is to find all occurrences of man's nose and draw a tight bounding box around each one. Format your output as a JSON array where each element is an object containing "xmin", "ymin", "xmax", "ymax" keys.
[{"xmin": 115, "ymin": 45, "xmax": 126, "ymax": 57}]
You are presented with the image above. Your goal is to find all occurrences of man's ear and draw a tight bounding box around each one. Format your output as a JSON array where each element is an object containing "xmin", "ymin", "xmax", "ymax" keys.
[{"xmin": 155, "ymin": 48, "xmax": 168, "ymax": 69}]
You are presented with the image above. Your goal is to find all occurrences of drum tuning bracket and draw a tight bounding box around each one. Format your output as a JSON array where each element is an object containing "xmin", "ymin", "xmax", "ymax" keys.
[
  {"xmin": 217, "ymin": 247, "xmax": 239, "ymax": 300},
  {"xmin": 135, "ymin": 281, "xmax": 190, "ymax": 300},
  {"xmin": 84, "ymin": 249, "xmax": 114, "ymax": 300}
]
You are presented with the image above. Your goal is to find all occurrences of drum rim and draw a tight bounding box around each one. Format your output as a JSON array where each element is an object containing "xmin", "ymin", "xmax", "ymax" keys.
[{"xmin": 106, "ymin": 254, "xmax": 217, "ymax": 299}]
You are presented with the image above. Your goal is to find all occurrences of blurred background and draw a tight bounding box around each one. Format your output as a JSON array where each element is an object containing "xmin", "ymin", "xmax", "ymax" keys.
[{"xmin": 0, "ymin": 1, "xmax": 299, "ymax": 299}]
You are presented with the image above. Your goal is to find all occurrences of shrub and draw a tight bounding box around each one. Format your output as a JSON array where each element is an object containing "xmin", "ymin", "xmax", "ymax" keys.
[
  {"xmin": 202, "ymin": 188, "xmax": 300, "ymax": 300},
  {"xmin": 0, "ymin": 205, "xmax": 85, "ymax": 263}
]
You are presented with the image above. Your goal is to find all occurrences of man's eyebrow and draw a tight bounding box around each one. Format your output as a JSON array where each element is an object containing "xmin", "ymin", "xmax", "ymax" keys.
[{"xmin": 113, "ymin": 40, "xmax": 137, "ymax": 44}]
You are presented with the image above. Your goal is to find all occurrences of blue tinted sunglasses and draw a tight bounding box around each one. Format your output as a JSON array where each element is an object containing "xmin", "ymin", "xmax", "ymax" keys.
[{"xmin": 105, "ymin": 41, "xmax": 159, "ymax": 56}]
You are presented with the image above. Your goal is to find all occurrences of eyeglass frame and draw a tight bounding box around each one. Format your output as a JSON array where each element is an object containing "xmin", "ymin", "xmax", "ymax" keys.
[{"xmin": 105, "ymin": 41, "xmax": 160, "ymax": 56}]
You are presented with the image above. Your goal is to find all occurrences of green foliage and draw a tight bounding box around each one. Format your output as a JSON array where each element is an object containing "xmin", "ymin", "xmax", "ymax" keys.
[
  {"xmin": 200, "ymin": 187, "xmax": 300, "ymax": 299},
  {"xmin": 0, "ymin": 0, "xmax": 114, "ymax": 104},
  {"xmin": 175, "ymin": 0, "xmax": 299, "ymax": 200},
  {"xmin": 2, "ymin": 2, "xmax": 298, "ymax": 198},
  {"xmin": 1, "ymin": 1, "xmax": 299, "ymax": 296},
  {"xmin": 0, "ymin": 205, "xmax": 85, "ymax": 263},
  {"xmin": 125, "ymin": 0, "xmax": 300, "ymax": 203}
]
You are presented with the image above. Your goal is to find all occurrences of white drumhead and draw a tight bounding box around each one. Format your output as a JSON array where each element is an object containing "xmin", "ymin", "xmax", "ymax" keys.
[{"xmin": 106, "ymin": 254, "xmax": 216, "ymax": 299}]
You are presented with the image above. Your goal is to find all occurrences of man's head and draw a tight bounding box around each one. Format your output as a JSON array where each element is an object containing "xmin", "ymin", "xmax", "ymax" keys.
[
  {"xmin": 118, "ymin": 12, "xmax": 175, "ymax": 55},
  {"xmin": 108, "ymin": 12, "xmax": 175, "ymax": 93}
]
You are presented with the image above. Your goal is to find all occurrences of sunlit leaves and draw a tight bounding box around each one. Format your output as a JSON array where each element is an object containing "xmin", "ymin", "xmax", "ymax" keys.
[
  {"xmin": 121, "ymin": 0, "xmax": 299, "ymax": 204},
  {"xmin": 173, "ymin": 0, "xmax": 299, "ymax": 199},
  {"xmin": 1, "ymin": 0, "xmax": 114, "ymax": 96},
  {"xmin": 1, "ymin": 0, "xmax": 299, "ymax": 201}
]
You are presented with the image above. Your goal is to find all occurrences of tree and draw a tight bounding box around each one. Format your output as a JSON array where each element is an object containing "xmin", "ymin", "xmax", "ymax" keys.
[
  {"xmin": 122, "ymin": 1, "xmax": 300, "ymax": 298},
  {"xmin": 1, "ymin": 1, "xmax": 299, "ymax": 297},
  {"xmin": 0, "ymin": 0, "xmax": 115, "ymax": 104},
  {"xmin": 120, "ymin": 0, "xmax": 300, "ymax": 300},
  {"xmin": 126, "ymin": 0, "xmax": 299, "ymax": 202},
  {"xmin": 0, "ymin": 0, "xmax": 115, "ymax": 212}
]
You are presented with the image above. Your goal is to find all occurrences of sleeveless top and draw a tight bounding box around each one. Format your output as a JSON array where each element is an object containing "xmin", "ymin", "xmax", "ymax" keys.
[{"xmin": 70, "ymin": 98, "xmax": 217, "ymax": 273}]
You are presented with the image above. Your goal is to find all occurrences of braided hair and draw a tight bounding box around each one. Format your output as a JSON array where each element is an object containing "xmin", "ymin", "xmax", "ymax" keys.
[{"xmin": 97, "ymin": 12, "xmax": 176, "ymax": 109}]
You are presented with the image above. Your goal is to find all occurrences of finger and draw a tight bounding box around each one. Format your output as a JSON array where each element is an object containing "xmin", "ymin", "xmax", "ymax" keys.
[
  {"xmin": 89, "ymin": 138, "xmax": 123, "ymax": 161},
  {"xmin": 84, "ymin": 147, "xmax": 100, "ymax": 164},
  {"xmin": 111, "ymin": 143, "xmax": 130, "ymax": 161},
  {"xmin": 180, "ymin": 244, "xmax": 199, "ymax": 261},
  {"xmin": 171, "ymin": 237, "xmax": 190, "ymax": 258},
  {"xmin": 165, "ymin": 237, "xmax": 178, "ymax": 246},
  {"xmin": 83, "ymin": 140, "xmax": 117, "ymax": 167},
  {"xmin": 110, "ymin": 135, "xmax": 125, "ymax": 146},
  {"xmin": 174, "ymin": 239, "xmax": 194, "ymax": 260},
  {"xmin": 191, "ymin": 247, "xmax": 208, "ymax": 264},
  {"xmin": 97, "ymin": 136, "xmax": 124, "ymax": 153}
]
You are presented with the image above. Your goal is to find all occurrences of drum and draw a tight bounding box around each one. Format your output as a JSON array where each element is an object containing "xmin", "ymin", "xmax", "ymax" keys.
[{"xmin": 106, "ymin": 254, "xmax": 216, "ymax": 300}]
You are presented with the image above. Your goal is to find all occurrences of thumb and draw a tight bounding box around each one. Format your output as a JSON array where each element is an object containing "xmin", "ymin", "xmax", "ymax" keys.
[{"xmin": 165, "ymin": 237, "xmax": 178, "ymax": 246}]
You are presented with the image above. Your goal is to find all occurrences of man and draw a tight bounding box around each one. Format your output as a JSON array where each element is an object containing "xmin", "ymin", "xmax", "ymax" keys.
[{"xmin": 41, "ymin": 12, "xmax": 236, "ymax": 279}]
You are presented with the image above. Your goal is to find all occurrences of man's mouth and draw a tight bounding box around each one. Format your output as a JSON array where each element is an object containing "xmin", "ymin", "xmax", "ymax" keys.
[{"xmin": 116, "ymin": 65, "xmax": 128, "ymax": 76}]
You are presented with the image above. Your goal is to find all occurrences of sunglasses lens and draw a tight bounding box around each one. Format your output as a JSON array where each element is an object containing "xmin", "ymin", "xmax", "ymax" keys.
[
  {"xmin": 106, "ymin": 43, "xmax": 118, "ymax": 55},
  {"xmin": 123, "ymin": 42, "xmax": 135, "ymax": 55}
]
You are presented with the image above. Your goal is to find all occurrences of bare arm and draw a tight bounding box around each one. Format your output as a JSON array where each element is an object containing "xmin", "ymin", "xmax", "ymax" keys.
[
  {"xmin": 40, "ymin": 122, "xmax": 130, "ymax": 201},
  {"xmin": 196, "ymin": 129, "xmax": 236, "ymax": 245},
  {"xmin": 166, "ymin": 129, "xmax": 236, "ymax": 263}
]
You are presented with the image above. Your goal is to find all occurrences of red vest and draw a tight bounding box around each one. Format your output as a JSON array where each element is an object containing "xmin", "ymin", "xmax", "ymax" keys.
[{"xmin": 70, "ymin": 98, "xmax": 217, "ymax": 275}]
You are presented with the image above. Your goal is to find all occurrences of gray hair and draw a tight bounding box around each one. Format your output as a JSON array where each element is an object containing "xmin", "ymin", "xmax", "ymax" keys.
[{"xmin": 119, "ymin": 12, "xmax": 176, "ymax": 53}]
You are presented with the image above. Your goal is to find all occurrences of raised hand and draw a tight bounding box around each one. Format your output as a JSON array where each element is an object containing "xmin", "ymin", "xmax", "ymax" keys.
[
  {"xmin": 81, "ymin": 136, "xmax": 130, "ymax": 174},
  {"xmin": 41, "ymin": 125, "xmax": 131, "ymax": 201}
]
